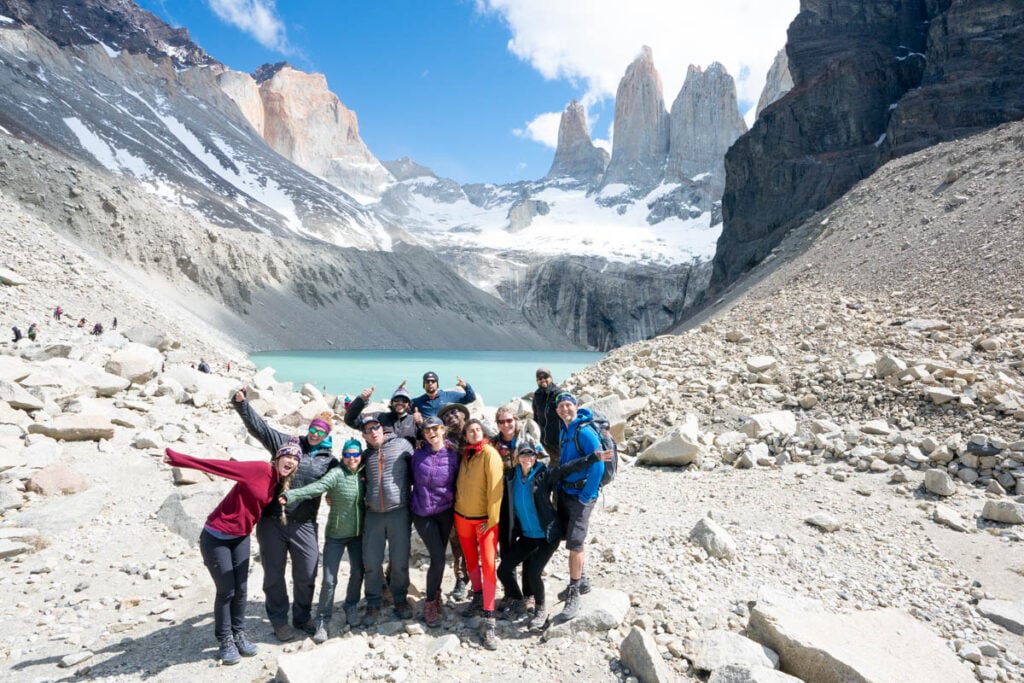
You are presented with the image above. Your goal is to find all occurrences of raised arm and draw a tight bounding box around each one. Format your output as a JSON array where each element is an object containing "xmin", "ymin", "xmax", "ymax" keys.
[
  {"xmin": 164, "ymin": 447, "xmax": 267, "ymax": 484},
  {"xmin": 232, "ymin": 392, "xmax": 289, "ymax": 455}
]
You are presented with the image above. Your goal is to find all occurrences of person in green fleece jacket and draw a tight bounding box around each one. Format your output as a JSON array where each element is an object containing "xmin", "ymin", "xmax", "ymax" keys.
[{"xmin": 281, "ymin": 438, "xmax": 366, "ymax": 642}]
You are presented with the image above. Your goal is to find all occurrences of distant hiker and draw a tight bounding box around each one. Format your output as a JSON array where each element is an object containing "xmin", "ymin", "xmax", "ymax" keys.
[
  {"xmin": 438, "ymin": 403, "xmax": 472, "ymax": 599},
  {"xmin": 112, "ymin": 316, "xmax": 117, "ymax": 330},
  {"xmin": 497, "ymin": 442, "xmax": 613, "ymax": 631},
  {"xmin": 77, "ymin": 318, "xmax": 86, "ymax": 328},
  {"xmin": 231, "ymin": 389, "xmax": 337, "ymax": 642},
  {"xmin": 412, "ymin": 371, "xmax": 477, "ymax": 421},
  {"xmin": 26, "ymin": 323, "xmax": 37, "ymax": 342},
  {"xmin": 11, "ymin": 326, "xmax": 22, "ymax": 342},
  {"xmin": 453, "ymin": 419, "xmax": 503, "ymax": 650},
  {"xmin": 344, "ymin": 385, "xmax": 418, "ymax": 444},
  {"xmin": 91, "ymin": 322, "xmax": 103, "ymax": 336},
  {"xmin": 410, "ymin": 416, "xmax": 460, "ymax": 627},
  {"xmin": 359, "ymin": 414, "xmax": 415, "ymax": 623},
  {"xmin": 552, "ymin": 391, "xmax": 606, "ymax": 622},
  {"xmin": 53, "ymin": 306, "xmax": 62, "ymax": 321},
  {"xmin": 198, "ymin": 359, "xmax": 211, "ymax": 373},
  {"xmin": 226, "ymin": 361, "xmax": 231, "ymax": 372},
  {"xmin": 163, "ymin": 443, "xmax": 302, "ymax": 665},
  {"xmin": 281, "ymin": 437, "xmax": 366, "ymax": 642},
  {"xmin": 532, "ymin": 368, "xmax": 563, "ymax": 466}
]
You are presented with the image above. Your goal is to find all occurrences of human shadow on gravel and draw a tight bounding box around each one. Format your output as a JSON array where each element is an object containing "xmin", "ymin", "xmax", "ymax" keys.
[{"xmin": 11, "ymin": 610, "xmax": 270, "ymax": 681}]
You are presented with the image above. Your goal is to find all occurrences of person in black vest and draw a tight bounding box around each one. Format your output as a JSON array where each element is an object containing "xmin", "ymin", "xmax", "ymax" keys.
[
  {"xmin": 344, "ymin": 385, "xmax": 418, "ymax": 444},
  {"xmin": 531, "ymin": 368, "xmax": 562, "ymax": 466}
]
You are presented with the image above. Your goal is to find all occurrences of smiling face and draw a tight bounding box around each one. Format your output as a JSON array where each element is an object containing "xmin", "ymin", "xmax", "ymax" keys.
[
  {"xmin": 424, "ymin": 423, "xmax": 446, "ymax": 449},
  {"xmin": 496, "ymin": 409, "xmax": 517, "ymax": 440},
  {"xmin": 307, "ymin": 425, "xmax": 328, "ymax": 447},
  {"xmin": 556, "ymin": 400, "xmax": 578, "ymax": 425},
  {"xmin": 517, "ymin": 449, "xmax": 537, "ymax": 475},
  {"xmin": 391, "ymin": 397, "xmax": 410, "ymax": 416},
  {"xmin": 274, "ymin": 453, "xmax": 300, "ymax": 477},
  {"xmin": 464, "ymin": 422, "xmax": 484, "ymax": 445},
  {"xmin": 442, "ymin": 410, "xmax": 465, "ymax": 434},
  {"xmin": 422, "ymin": 377, "xmax": 439, "ymax": 398},
  {"xmin": 342, "ymin": 449, "xmax": 361, "ymax": 471},
  {"xmin": 362, "ymin": 422, "xmax": 385, "ymax": 447}
]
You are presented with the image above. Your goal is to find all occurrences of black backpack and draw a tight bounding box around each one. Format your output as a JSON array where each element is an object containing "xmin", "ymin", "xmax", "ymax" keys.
[{"xmin": 572, "ymin": 410, "xmax": 618, "ymax": 487}]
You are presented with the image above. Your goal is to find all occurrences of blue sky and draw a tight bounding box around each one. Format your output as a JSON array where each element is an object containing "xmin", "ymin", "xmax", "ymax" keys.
[{"xmin": 136, "ymin": 1, "xmax": 798, "ymax": 185}]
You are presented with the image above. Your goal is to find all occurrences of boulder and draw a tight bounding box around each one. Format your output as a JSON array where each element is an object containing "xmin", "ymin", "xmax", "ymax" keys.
[
  {"xmin": 0, "ymin": 267, "xmax": 29, "ymax": 285},
  {"xmin": 747, "ymin": 593, "xmax": 975, "ymax": 683},
  {"xmin": 976, "ymin": 599, "xmax": 1024, "ymax": 635},
  {"xmin": 0, "ymin": 380, "xmax": 44, "ymax": 411},
  {"xmin": 875, "ymin": 355, "xmax": 907, "ymax": 379},
  {"xmin": 620, "ymin": 626, "xmax": 673, "ymax": 683},
  {"xmin": 586, "ymin": 394, "xmax": 628, "ymax": 442},
  {"xmin": 746, "ymin": 356, "xmax": 778, "ymax": 373},
  {"xmin": 0, "ymin": 400, "xmax": 31, "ymax": 429},
  {"xmin": 105, "ymin": 343, "xmax": 163, "ymax": 384},
  {"xmin": 980, "ymin": 500, "xmax": 1024, "ymax": 525},
  {"xmin": 690, "ymin": 629, "xmax": 779, "ymax": 672},
  {"xmin": 742, "ymin": 411, "xmax": 796, "ymax": 439},
  {"xmin": 275, "ymin": 635, "xmax": 368, "ymax": 682},
  {"xmin": 923, "ymin": 469, "xmax": 956, "ymax": 497},
  {"xmin": 637, "ymin": 415, "xmax": 703, "ymax": 466},
  {"xmin": 709, "ymin": 664, "xmax": 803, "ymax": 683},
  {"xmin": 27, "ymin": 464, "xmax": 90, "ymax": 495},
  {"xmin": 0, "ymin": 539, "xmax": 32, "ymax": 559},
  {"xmin": 805, "ymin": 513, "xmax": 841, "ymax": 533},
  {"xmin": 543, "ymin": 588, "xmax": 629, "ymax": 640},
  {"xmin": 11, "ymin": 489, "xmax": 105, "ymax": 532},
  {"xmin": 0, "ymin": 484, "xmax": 24, "ymax": 512},
  {"xmin": 28, "ymin": 415, "xmax": 114, "ymax": 441},
  {"xmin": 932, "ymin": 504, "xmax": 969, "ymax": 532},
  {"xmin": 123, "ymin": 324, "xmax": 177, "ymax": 351},
  {"xmin": 156, "ymin": 487, "xmax": 230, "ymax": 544},
  {"xmin": 690, "ymin": 516, "xmax": 737, "ymax": 560}
]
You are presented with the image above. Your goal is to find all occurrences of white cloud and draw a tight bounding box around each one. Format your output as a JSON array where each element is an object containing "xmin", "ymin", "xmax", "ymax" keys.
[
  {"xmin": 478, "ymin": 0, "xmax": 799, "ymax": 118},
  {"xmin": 512, "ymin": 111, "xmax": 562, "ymax": 149},
  {"xmin": 207, "ymin": 0, "xmax": 290, "ymax": 53}
]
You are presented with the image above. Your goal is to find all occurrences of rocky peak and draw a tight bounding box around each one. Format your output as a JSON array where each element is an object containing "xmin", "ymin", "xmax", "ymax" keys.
[
  {"xmin": 666, "ymin": 62, "xmax": 747, "ymax": 197},
  {"xmin": 601, "ymin": 46, "xmax": 670, "ymax": 191},
  {"xmin": 755, "ymin": 48, "xmax": 794, "ymax": 118},
  {"xmin": 544, "ymin": 100, "xmax": 609, "ymax": 186},
  {"xmin": 0, "ymin": 0, "xmax": 215, "ymax": 68},
  {"xmin": 382, "ymin": 157, "xmax": 436, "ymax": 182}
]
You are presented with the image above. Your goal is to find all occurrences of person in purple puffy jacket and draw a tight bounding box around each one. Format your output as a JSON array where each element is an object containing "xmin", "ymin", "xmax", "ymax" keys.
[{"xmin": 410, "ymin": 416, "xmax": 460, "ymax": 627}]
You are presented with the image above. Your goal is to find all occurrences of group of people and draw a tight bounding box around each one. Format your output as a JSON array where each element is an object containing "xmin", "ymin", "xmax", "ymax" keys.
[
  {"xmin": 11, "ymin": 308, "xmax": 118, "ymax": 343},
  {"xmin": 167, "ymin": 368, "xmax": 610, "ymax": 664}
]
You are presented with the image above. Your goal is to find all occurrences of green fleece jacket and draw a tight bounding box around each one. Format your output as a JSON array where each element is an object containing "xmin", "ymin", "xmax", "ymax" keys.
[{"xmin": 285, "ymin": 465, "xmax": 365, "ymax": 539}]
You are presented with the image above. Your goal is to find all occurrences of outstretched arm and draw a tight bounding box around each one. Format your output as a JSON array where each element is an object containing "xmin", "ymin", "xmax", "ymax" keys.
[
  {"xmin": 232, "ymin": 393, "xmax": 289, "ymax": 455},
  {"xmin": 164, "ymin": 448, "xmax": 267, "ymax": 483}
]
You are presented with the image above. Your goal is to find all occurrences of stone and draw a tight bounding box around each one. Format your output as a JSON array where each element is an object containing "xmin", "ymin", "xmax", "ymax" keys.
[
  {"xmin": 12, "ymin": 489, "xmax": 105, "ymax": 533},
  {"xmin": 28, "ymin": 415, "xmax": 115, "ymax": 441},
  {"xmin": 691, "ymin": 629, "xmax": 779, "ymax": 672},
  {"xmin": 586, "ymin": 394, "xmax": 628, "ymax": 442},
  {"xmin": 926, "ymin": 388, "xmax": 958, "ymax": 405},
  {"xmin": 805, "ymin": 513, "xmax": 841, "ymax": 532},
  {"xmin": 423, "ymin": 633, "xmax": 461, "ymax": 658},
  {"xmin": 171, "ymin": 467, "xmax": 210, "ymax": 485},
  {"xmin": 0, "ymin": 539, "xmax": 32, "ymax": 558},
  {"xmin": 980, "ymin": 500, "xmax": 1024, "ymax": 524},
  {"xmin": 132, "ymin": 431, "xmax": 161, "ymax": 449},
  {"xmin": 123, "ymin": 324, "xmax": 178, "ymax": 351},
  {"xmin": 637, "ymin": 415, "xmax": 703, "ymax": 466},
  {"xmin": 976, "ymin": 600, "xmax": 1024, "ymax": 635},
  {"xmin": 543, "ymin": 588, "xmax": 630, "ymax": 640},
  {"xmin": 620, "ymin": 626, "xmax": 673, "ymax": 683},
  {"xmin": 861, "ymin": 419, "xmax": 891, "ymax": 435},
  {"xmin": 156, "ymin": 488, "xmax": 230, "ymax": 545},
  {"xmin": 742, "ymin": 411, "xmax": 797, "ymax": 439},
  {"xmin": 0, "ymin": 380, "xmax": 44, "ymax": 411},
  {"xmin": 709, "ymin": 664, "xmax": 803, "ymax": 683},
  {"xmin": 59, "ymin": 650, "xmax": 94, "ymax": 668},
  {"xmin": 104, "ymin": 343, "xmax": 164, "ymax": 384},
  {"xmin": 27, "ymin": 464, "xmax": 90, "ymax": 495},
  {"xmin": 924, "ymin": 469, "xmax": 956, "ymax": 497},
  {"xmin": 932, "ymin": 504, "xmax": 969, "ymax": 532},
  {"xmin": 747, "ymin": 595, "xmax": 975, "ymax": 683},
  {"xmin": 875, "ymin": 355, "xmax": 907, "ymax": 379},
  {"xmin": 275, "ymin": 634, "xmax": 368, "ymax": 682},
  {"xmin": 690, "ymin": 516, "xmax": 737, "ymax": 560},
  {"xmin": 0, "ymin": 484, "xmax": 23, "ymax": 512},
  {"xmin": 746, "ymin": 356, "xmax": 778, "ymax": 373}
]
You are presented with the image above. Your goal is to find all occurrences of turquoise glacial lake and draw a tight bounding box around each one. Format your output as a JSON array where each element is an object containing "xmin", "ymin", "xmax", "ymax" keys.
[{"xmin": 249, "ymin": 350, "xmax": 606, "ymax": 406}]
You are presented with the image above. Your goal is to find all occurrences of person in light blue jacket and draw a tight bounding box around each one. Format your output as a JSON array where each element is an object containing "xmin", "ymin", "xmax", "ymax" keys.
[{"xmin": 553, "ymin": 391, "xmax": 605, "ymax": 622}]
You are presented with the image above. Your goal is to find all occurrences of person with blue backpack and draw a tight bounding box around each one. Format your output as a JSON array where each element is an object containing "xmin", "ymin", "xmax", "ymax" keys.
[{"xmin": 553, "ymin": 391, "xmax": 606, "ymax": 622}]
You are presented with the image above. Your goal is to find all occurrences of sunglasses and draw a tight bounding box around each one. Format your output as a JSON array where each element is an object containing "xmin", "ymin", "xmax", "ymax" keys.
[
  {"xmin": 308, "ymin": 427, "xmax": 327, "ymax": 437},
  {"xmin": 362, "ymin": 424, "xmax": 382, "ymax": 434},
  {"xmin": 518, "ymin": 451, "xmax": 538, "ymax": 458},
  {"xmin": 536, "ymin": 375, "xmax": 550, "ymax": 380},
  {"xmin": 342, "ymin": 451, "xmax": 361, "ymax": 459},
  {"xmin": 424, "ymin": 425, "xmax": 444, "ymax": 433},
  {"xmin": 497, "ymin": 418, "xmax": 516, "ymax": 425}
]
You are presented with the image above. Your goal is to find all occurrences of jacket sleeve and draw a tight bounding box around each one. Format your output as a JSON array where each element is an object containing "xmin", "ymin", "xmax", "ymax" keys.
[
  {"xmin": 543, "ymin": 449, "xmax": 603, "ymax": 485},
  {"xmin": 285, "ymin": 468, "xmax": 340, "ymax": 504},
  {"xmin": 575, "ymin": 427, "xmax": 605, "ymax": 503},
  {"xmin": 233, "ymin": 399, "xmax": 288, "ymax": 455},
  {"xmin": 164, "ymin": 448, "xmax": 267, "ymax": 484},
  {"xmin": 457, "ymin": 383, "xmax": 477, "ymax": 405},
  {"xmin": 484, "ymin": 447, "xmax": 504, "ymax": 530},
  {"xmin": 343, "ymin": 395, "xmax": 366, "ymax": 430}
]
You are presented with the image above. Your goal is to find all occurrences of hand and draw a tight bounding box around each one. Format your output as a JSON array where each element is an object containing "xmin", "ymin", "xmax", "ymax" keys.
[
  {"xmin": 278, "ymin": 496, "xmax": 288, "ymax": 505},
  {"xmin": 162, "ymin": 453, "xmax": 172, "ymax": 465},
  {"xmin": 477, "ymin": 522, "xmax": 487, "ymax": 535},
  {"xmin": 233, "ymin": 389, "xmax": 246, "ymax": 403},
  {"xmin": 456, "ymin": 376, "xmax": 466, "ymax": 389},
  {"xmin": 413, "ymin": 408, "xmax": 422, "ymax": 425},
  {"xmin": 360, "ymin": 386, "xmax": 374, "ymax": 401},
  {"xmin": 599, "ymin": 449, "xmax": 614, "ymax": 462},
  {"xmin": 398, "ymin": 380, "xmax": 407, "ymax": 390}
]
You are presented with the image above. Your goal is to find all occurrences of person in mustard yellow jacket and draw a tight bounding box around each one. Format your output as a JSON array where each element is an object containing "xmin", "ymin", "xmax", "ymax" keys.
[{"xmin": 453, "ymin": 418, "xmax": 503, "ymax": 650}]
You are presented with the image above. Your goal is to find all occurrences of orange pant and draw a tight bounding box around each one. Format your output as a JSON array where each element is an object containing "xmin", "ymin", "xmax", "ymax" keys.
[{"xmin": 454, "ymin": 513, "xmax": 499, "ymax": 612}]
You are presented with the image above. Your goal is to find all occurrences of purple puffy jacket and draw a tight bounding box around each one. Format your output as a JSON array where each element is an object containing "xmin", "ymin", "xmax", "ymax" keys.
[{"xmin": 410, "ymin": 440, "xmax": 460, "ymax": 517}]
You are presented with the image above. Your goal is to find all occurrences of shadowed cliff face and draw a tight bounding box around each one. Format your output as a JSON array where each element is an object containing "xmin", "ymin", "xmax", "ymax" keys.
[{"xmin": 712, "ymin": 0, "xmax": 1024, "ymax": 290}]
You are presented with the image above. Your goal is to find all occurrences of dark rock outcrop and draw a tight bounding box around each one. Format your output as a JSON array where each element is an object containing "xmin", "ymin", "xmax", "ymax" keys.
[
  {"xmin": 545, "ymin": 100, "xmax": 608, "ymax": 186},
  {"xmin": 755, "ymin": 48, "xmax": 794, "ymax": 118},
  {"xmin": 713, "ymin": 0, "xmax": 1024, "ymax": 290},
  {"xmin": 601, "ymin": 46, "xmax": 670, "ymax": 191},
  {"xmin": 0, "ymin": 0, "xmax": 214, "ymax": 68},
  {"xmin": 667, "ymin": 62, "xmax": 748, "ymax": 198}
]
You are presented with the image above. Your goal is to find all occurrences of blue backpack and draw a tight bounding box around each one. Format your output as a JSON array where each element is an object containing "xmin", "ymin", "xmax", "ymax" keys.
[{"xmin": 571, "ymin": 410, "xmax": 618, "ymax": 488}]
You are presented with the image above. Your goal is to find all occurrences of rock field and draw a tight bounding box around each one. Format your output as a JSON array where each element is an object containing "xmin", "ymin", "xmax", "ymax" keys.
[{"xmin": 1, "ymin": 121, "xmax": 1023, "ymax": 682}]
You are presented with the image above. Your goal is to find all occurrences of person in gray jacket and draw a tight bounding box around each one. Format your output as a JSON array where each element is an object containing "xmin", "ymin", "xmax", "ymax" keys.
[{"xmin": 359, "ymin": 414, "xmax": 415, "ymax": 622}]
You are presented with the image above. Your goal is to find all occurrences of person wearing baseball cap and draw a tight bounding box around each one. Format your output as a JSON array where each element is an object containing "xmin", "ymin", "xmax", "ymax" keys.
[
  {"xmin": 412, "ymin": 371, "xmax": 477, "ymax": 420},
  {"xmin": 531, "ymin": 368, "xmax": 563, "ymax": 466},
  {"xmin": 344, "ymin": 383, "xmax": 418, "ymax": 444}
]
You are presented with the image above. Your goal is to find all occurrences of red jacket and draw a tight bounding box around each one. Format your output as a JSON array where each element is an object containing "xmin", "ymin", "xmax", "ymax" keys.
[{"xmin": 164, "ymin": 448, "xmax": 278, "ymax": 537}]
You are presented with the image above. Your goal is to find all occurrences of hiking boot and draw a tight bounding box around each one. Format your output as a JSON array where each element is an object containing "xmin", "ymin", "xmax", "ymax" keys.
[
  {"xmin": 217, "ymin": 636, "xmax": 240, "ymax": 665},
  {"xmin": 344, "ymin": 603, "xmax": 361, "ymax": 628},
  {"xmin": 295, "ymin": 620, "xmax": 317, "ymax": 637},
  {"xmin": 480, "ymin": 616, "xmax": 498, "ymax": 651},
  {"xmin": 312, "ymin": 618, "xmax": 328, "ymax": 644},
  {"xmin": 528, "ymin": 603, "xmax": 547, "ymax": 632},
  {"xmin": 461, "ymin": 591, "xmax": 483, "ymax": 618},
  {"xmin": 424, "ymin": 598, "xmax": 442, "ymax": 628},
  {"xmin": 394, "ymin": 600, "xmax": 413, "ymax": 620},
  {"xmin": 557, "ymin": 576, "xmax": 591, "ymax": 601},
  {"xmin": 559, "ymin": 585, "xmax": 580, "ymax": 621},
  {"xmin": 498, "ymin": 598, "xmax": 525, "ymax": 621},
  {"xmin": 273, "ymin": 623, "xmax": 295, "ymax": 642},
  {"xmin": 232, "ymin": 630, "xmax": 257, "ymax": 657},
  {"xmin": 452, "ymin": 577, "xmax": 469, "ymax": 600},
  {"xmin": 364, "ymin": 606, "xmax": 380, "ymax": 624},
  {"xmin": 524, "ymin": 595, "xmax": 536, "ymax": 613}
]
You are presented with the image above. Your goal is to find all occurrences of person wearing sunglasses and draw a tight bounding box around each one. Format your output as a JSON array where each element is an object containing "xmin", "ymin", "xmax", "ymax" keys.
[
  {"xmin": 490, "ymin": 406, "xmax": 532, "ymax": 611},
  {"xmin": 280, "ymin": 438, "xmax": 366, "ymax": 642},
  {"xmin": 343, "ymin": 385, "xmax": 418, "ymax": 444},
  {"xmin": 531, "ymin": 368, "xmax": 563, "ymax": 467},
  {"xmin": 411, "ymin": 371, "xmax": 477, "ymax": 421},
  {"xmin": 410, "ymin": 416, "xmax": 460, "ymax": 627},
  {"xmin": 231, "ymin": 388, "xmax": 338, "ymax": 642},
  {"xmin": 359, "ymin": 414, "xmax": 415, "ymax": 622}
]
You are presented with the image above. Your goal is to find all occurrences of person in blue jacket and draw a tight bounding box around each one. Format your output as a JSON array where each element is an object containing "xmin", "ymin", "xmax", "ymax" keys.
[
  {"xmin": 411, "ymin": 371, "xmax": 477, "ymax": 421},
  {"xmin": 553, "ymin": 391, "xmax": 605, "ymax": 622}
]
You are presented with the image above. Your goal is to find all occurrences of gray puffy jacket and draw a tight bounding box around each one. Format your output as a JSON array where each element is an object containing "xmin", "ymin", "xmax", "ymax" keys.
[{"xmin": 362, "ymin": 434, "xmax": 414, "ymax": 513}]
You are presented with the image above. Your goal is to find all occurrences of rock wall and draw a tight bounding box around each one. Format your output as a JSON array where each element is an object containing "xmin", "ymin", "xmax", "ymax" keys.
[
  {"xmin": 754, "ymin": 48, "xmax": 793, "ymax": 118},
  {"xmin": 545, "ymin": 100, "xmax": 609, "ymax": 186},
  {"xmin": 713, "ymin": 0, "xmax": 1024, "ymax": 290}
]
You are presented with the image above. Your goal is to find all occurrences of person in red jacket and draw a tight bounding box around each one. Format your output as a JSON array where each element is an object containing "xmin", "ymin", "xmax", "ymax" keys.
[{"xmin": 164, "ymin": 443, "xmax": 301, "ymax": 666}]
